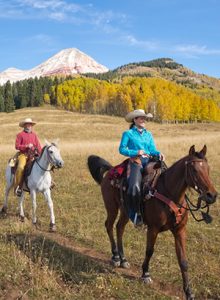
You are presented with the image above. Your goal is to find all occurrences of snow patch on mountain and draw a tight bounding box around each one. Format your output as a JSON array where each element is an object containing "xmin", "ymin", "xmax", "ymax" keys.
[{"xmin": 0, "ymin": 48, "xmax": 109, "ymax": 85}]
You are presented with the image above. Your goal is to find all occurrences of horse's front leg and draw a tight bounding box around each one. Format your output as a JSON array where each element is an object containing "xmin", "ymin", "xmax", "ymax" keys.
[
  {"xmin": 142, "ymin": 227, "xmax": 158, "ymax": 283},
  {"xmin": 173, "ymin": 228, "xmax": 195, "ymax": 300},
  {"xmin": 30, "ymin": 190, "xmax": 37, "ymax": 224},
  {"xmin": 18, "ymin": 192, "xmax": 25, "ymax": 222},
  {"xmin": 43, "ymin": 189, "xmax": 56, "ymax": 232},
  {"xmin": 116, "ymin": 209, "xmax": 129, "ymax": 268}
]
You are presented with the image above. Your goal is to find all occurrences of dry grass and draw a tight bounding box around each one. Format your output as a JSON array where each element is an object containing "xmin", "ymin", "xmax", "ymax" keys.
[{"xmin": 0, "ymin": 106, "xmax": 219, "ymax": 299}]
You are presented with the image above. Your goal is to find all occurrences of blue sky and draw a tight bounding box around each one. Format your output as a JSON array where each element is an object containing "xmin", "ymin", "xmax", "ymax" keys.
[{"xmin": 0, "ymin": 0, "xmax": 220, "ymax": 78}]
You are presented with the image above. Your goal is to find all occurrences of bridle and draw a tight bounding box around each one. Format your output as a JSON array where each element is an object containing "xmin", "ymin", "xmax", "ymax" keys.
[
  {"xmin": 35, "ymin": 145, "xmax": 59, "ymax": 172},
  {"xmin": 143, "ymin": 155, "xmax": 215, "ymax": 224},
  {"xmin": 181, "ymin": 157, "xmax": 213, "ymax": 223},
  {"xmin": 185, "ymin": 158, "xmax": 209, "ymax": 196}
]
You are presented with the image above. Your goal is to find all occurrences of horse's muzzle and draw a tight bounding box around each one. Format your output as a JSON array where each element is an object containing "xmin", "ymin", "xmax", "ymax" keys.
[
  {"xmin": 199, "ymin": 191, "xmax": 218, "ymax": 205},
  {"xmin": 56, "ymin": 160, "xmax": 64, "ymax": 168}
]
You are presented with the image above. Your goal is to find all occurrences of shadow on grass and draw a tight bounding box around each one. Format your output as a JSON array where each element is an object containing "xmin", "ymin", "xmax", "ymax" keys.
[{"xmin": 5, "ymin": 233, "xmax": 112, "ymax": 285}]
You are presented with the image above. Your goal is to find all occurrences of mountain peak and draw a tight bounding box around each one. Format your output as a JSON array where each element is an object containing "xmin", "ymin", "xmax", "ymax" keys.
[{"xmin": 0, "ymin": 48, "xmax": 109, "ymax": 85}]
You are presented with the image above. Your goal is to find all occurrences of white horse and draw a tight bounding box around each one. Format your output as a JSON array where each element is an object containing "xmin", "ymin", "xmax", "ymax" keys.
[{"xmin": 1, "ymin": 140, "xmax": 64, "ymax": 232}]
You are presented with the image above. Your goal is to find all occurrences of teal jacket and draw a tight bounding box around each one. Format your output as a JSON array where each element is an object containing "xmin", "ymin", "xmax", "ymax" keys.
[{"xmin": 119, "ymin": 126, "xmax": 160, "ymax": 158}]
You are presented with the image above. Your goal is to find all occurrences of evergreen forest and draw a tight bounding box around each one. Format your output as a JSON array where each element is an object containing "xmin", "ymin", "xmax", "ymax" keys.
[{"xmin": 0, "ymin": 74, "xmax": 220, "ymax": 122}]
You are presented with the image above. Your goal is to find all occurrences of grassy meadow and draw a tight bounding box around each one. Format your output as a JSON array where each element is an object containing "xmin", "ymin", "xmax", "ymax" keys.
[{"xmin": 0, "ymin": 106, "xmax": 219, "ymax": 300}]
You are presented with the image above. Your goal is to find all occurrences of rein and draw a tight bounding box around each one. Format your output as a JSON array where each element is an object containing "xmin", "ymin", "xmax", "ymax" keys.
[
  {"xmin": 181, "ymin": 194, "xmax": 211, "ymax": 223},
  {"xmin": 183, "ymin": 158, "xmax": 212, "ymax": 223},
  {"xmin": 149, "ymin": 157, "xmax": 212, "ymax": 224},
  {"xmin": 151, "ymin": 190, "xmax": 211, "ymax": 225},
  {"xmin": 35, "ymin": 146, "xmax": 57, "ymax": 172}
]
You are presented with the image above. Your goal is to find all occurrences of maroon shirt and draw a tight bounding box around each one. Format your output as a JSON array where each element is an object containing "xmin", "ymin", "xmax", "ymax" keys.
[{"xmin": 15, "ymin": 130, "xmax": 42, "ymax": 154}]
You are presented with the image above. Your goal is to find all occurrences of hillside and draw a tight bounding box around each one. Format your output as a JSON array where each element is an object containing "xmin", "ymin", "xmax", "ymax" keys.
[
  {"xmin": 86, "ymin": 58, "xmax": 220, "ymax": 103},
  {"xmin": 96, "ymin": 57, "xmax": 220, "ymax": 88},
  {"xmin": 0, "ymin": 106, "xmax": 220, "ymax": 299},
  {"xmin": 1, "ymin": 53, "xmax": 220, "ymax": 121}
]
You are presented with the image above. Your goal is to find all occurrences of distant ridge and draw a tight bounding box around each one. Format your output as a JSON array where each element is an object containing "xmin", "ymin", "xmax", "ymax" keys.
[
  {"xmin": 88, "ymin": 57, "xmax": 220, "ymax": 92},
  {"xmin": 0, "ymin": 48, "xmax": 109, "ymax": 85}
]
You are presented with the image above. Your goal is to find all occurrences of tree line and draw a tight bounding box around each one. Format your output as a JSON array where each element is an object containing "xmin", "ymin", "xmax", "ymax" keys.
[
  {"xmin": 0, "ymin": 76, "xmax": 65, "ymax": 113},
  {"xmin": 0, "ymin": 75, "xmax": 220, "ymax": 122},
  {"xmin": 51, "ymin": 76, "xmax": 220, "ymax": 122}
]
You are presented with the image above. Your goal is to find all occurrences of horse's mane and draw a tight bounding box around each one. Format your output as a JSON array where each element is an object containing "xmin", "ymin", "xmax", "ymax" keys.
[
  {"xmin": 162, "ymin": 151, "xmax": 207, "ymax": 182},
  {"xmin": 37, "ymin": 143, "xmax": 52, "ymax": 160},
  {"xmin": 165, "ymin": 155, "xmax": 187, "ymax": 173},
  {"xmin": 167, "ymin": 151, "xmax": 207, "ymax": 171},
  {"xmin": 38, "ymin": 142, "xmax": 59, "ymax": 160},
  {"xmin": 37, "ymin": 145, "xmax": 47, "ymax": 160}
]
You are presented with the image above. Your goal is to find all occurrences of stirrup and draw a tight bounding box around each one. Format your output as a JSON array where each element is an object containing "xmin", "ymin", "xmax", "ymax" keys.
[
  {"xmin": 15, "ymin": 186, "xmax": 22, "ymax": 197},
  {"xmin": 145, "ymin": 189, "xmax": 155, "ymax": 200},
  {"xmin": 134, "ymin": 213, "xmax": 143, "ymax": 226}
]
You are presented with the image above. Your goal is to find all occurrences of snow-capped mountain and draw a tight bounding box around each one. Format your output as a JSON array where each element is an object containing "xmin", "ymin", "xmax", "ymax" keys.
[
  {"xmin": 0, "ymin": 68, "xmax": 29, "ymax": 84},
  {"xmin": 0, "ymin": 48, "xmax": 109, "ymax": 85}
]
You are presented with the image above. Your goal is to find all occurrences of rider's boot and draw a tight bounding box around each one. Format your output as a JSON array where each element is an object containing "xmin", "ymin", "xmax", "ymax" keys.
[
  {"xmin": 14, "ymin": 177, "xmax": 24, "ymax": 197},
  {"xmin": 127, "ymin": 161, "xmax": 143, "ymax": 226},
  {"xmin": 15, "ymin": 185, "xmax": 22, "ymax": 197}
]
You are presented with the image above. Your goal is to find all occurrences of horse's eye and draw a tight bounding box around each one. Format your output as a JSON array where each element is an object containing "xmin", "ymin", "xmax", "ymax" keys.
[{"xmin": 49, "ymin": 150, "xmax": 53, "ymax": 154}]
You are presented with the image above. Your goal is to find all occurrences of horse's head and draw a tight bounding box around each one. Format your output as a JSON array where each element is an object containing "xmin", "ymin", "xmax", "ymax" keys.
[
  {"xmin": 45, "ymin": 139, "xmax": 64, "ymax": 169},
  {"xmin": 186, "ymin": 145, "xmax": 217, "ymax": 205}
]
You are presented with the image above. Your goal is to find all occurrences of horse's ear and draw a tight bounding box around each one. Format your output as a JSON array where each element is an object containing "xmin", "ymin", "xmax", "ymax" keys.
[
  {"xmin": 200, "ymin": 145, "xmax": 207, "ymax": 157},
  {"xmin": 52, "ymin": 138, "xmax": 60, "ymax": 146},
  {"xmin": 189, "ymin": 145, "xmax": 195, "ymax": 156},
  {"xmin": 44, "ymin": 139, "xmax": 50, "ymax": 146}
]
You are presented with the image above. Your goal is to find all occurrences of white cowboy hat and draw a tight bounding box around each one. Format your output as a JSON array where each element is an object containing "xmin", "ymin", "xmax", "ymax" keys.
[
  {"xmin": 19, "ymin": 118, "xmax": 36, "ymax": 128},
  {"xmin": 125, "ymin": 109, "xmax": 153, "ymax": 122}
]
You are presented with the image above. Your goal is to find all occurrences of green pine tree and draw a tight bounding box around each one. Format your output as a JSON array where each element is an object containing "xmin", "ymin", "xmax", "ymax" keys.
[
  {"xmin": 4, "ymin": 81, "xmax": 15, "ymax": 112},
  {"xmin": 0, "ymin": 89, "xmax": 5, "ymax": 112}
]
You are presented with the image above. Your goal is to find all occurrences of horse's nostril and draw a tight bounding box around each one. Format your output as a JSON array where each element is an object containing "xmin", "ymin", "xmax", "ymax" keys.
[
  {"xmin": 58, "ymin": 161, "xmax": 64, "ymax": 167},
  {"xmin": 206, "ymin": 192, "xmax": 217, "ymax": 204}
]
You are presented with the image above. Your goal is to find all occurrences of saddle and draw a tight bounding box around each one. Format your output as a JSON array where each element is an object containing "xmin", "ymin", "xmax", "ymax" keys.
[
  {"xmin": 109, "ymin": 157, "xmax": 166, "ymax": 225},
  {"xmin": 142, "ymin": 160, "xmax": 166, "ymax": 198},
  {"xmin": 8, "ymin": 152, "xmax": 37, "ymax": 192},
  {"xmin": 8, "ymin": 152, "xmax": 19, "ymax": 173},
  {"xmin": 23, "ymin": 160, "xmax": 36, "ymax": 192},
  {"xmin": 108, "ymin": 158, "xmax": 129, "ymax": 188},
  {"xmin": 109, "ymin": 157, "xmax": 166, "ymax": 192}
]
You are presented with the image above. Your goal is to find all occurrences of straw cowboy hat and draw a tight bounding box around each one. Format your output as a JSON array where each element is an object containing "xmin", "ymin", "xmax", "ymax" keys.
[
  {"xmin": 125, "ymin": 109, "xmax": 153, "ymax": 122},
  {"xmin": 19, "ymin": 118, "xmax": 36, "ymax": 128}
]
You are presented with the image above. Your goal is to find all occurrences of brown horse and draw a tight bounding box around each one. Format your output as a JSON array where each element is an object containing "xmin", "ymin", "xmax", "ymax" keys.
[{"xmin": 88, "ymin": 145, "xmax": 217, "ymax": 300}]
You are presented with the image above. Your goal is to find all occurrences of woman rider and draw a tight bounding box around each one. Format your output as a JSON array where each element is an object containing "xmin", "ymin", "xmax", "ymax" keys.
[{"xmin": 119, "ymin": 109, "xmax": 165, "ymax": 226}]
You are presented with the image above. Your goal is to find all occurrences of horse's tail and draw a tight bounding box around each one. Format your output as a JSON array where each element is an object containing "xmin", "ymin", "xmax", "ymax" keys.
[{"xmin": 88, "ymin": 155, "xmax": 112, "ymax": 185}]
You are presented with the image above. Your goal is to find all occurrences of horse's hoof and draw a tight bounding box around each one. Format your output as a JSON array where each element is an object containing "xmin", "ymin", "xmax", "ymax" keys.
[
  {"xmin": 186, "ymin": 292, "xmax": 195, "ymax": 300},
  {"xmin": 142, "ymin": 273, "xmax": 153, "ymax": 284},
  {"xmin": 186, "ymin": 294, "xmax": 195, "ymax": 300},
  {"xmin": 111, "ymin": 256, "xmax": 121, "ymax": 267},
  {"xmin": 20, "ymin": 215, "xmax": 25, "ymax": 222},
  {"xmin": 32, "ymin": 220, "xmax": 41, "ymax": 229},
  {"xmin": 49, "ymin": 223, "xmax": 56, "ymax": 232},
  {"xmin": 120, "ymin": 259, "xmax": 130, "ymax": 269},
  {"xmin": 1, "ymin": 207, "xmax": 7, "ymax": 214}
]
